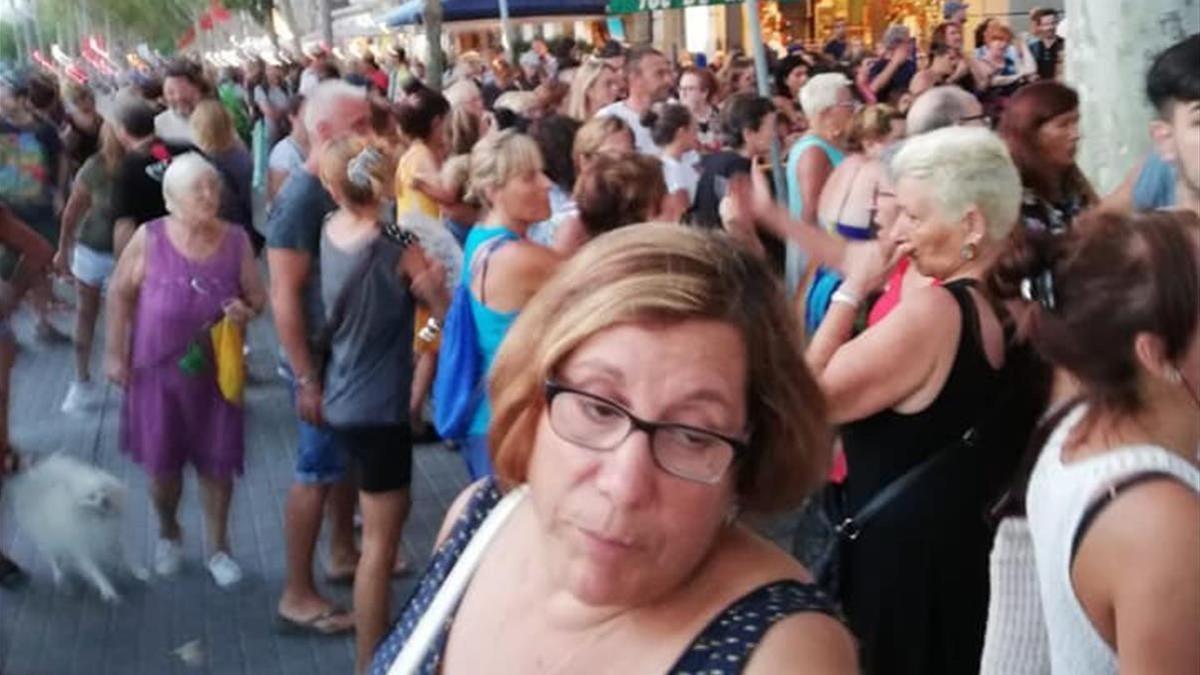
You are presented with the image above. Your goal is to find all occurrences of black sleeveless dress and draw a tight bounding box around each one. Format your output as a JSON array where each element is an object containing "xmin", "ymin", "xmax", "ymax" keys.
[{"xmin": 836, "ymin": 280, "xmax": 1027, "ymax": 674}]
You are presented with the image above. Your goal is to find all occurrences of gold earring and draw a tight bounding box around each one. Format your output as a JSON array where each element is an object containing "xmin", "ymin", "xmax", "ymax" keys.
[
  {"xmin": 960, "ymin": 242, "xmax": 978, "ymax": 261},
  {"xmin": 1166, "ymin": 368, "xmax": 1183, "ymax": 385}
]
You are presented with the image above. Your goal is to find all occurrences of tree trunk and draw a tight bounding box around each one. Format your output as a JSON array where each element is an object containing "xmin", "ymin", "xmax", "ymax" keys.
[
  {"xmin": 14, "ymin": 17, "xmax": 28, "ymax": 64},
  {"xmin": 424, "ymin": 0, "xmax": 443, "ymax": 90},
  {"xmin": 319, "ymin": 0, "xmax": 332, "ymax": 47},
  {"xmin": 1064, "ymin": 0, "xmax": 1200, "ymax": 193}
]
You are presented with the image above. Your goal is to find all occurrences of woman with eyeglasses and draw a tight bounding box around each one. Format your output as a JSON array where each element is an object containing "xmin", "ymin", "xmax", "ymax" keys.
[{"xmin": 370, "ymin": 223, "xmax": 857, "ymax": 675}]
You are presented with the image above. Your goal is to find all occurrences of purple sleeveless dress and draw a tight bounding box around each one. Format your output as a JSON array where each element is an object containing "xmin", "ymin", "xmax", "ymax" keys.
[{"xmin": 120, "ymin": 218, "xmax": 247, "ymax": 480}]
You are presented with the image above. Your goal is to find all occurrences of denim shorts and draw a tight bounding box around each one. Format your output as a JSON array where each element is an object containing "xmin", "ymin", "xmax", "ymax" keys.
[{"xmin": 282, "ymin": 364, "xmax": 346, "ymax": 484}]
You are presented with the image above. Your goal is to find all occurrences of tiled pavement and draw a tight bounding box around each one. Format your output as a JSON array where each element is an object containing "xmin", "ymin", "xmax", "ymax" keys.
[{"xmin": 0, "ymin": 298, "xmax": 471, "ymax": 675}]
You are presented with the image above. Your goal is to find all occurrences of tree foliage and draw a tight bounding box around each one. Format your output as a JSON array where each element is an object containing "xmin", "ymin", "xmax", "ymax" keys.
[{"xmin": 224, "ymin": 0, "xmax": 275, "ymax": 27}]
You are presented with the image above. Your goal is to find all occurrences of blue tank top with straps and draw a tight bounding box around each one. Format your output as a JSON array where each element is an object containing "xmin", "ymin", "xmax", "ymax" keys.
[
  {"xmin": 461, "ymin": 226, "xmax": 522, "ymax": 436},
  {"xmin": 786, "ymin": 134, "xmax": 846, "ymax": 220}
]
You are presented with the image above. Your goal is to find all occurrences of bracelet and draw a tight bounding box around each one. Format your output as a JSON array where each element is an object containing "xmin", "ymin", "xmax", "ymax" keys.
[
  {"xmin": 296, "ymin": 372, "xmax": 319, "ymax": 388},
  {"xmin": 417, "ymin": 317, "xmax": 441, "ymax": 343},
  {"xmin": 830, "ymin": 288, "xmax": 861, "ymax": 309}
]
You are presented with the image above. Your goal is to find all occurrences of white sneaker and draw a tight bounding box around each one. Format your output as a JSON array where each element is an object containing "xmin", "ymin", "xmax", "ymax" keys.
[
  {"xmin": 207, "ymin": 551, "xmax": 243, "ymax": 589},
  {"xmin": 61, "ymin": 380, "xmax": 99, "ymax": 415},
  {"xmin": 154, "ymin": 538, "xmax": 183, "ymax": 577}
]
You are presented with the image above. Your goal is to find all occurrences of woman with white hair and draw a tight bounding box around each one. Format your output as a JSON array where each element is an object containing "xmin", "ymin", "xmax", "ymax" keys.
[
  {"xmin": 786, "ymin": 73, "xmax": 856, "ymax": 227},
  {"xmin": 105, "ymin": 153, "xmax": 266, "ymax": 589},
  {"xmin": 803, "ymin": 127, "xmax": 1046, "ymax": 673}
]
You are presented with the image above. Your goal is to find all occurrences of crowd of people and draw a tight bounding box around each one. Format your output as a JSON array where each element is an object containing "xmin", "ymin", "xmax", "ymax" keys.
[{"xmin": 0, "ymin": 2, "xmax": 1197, "ymax": 673}]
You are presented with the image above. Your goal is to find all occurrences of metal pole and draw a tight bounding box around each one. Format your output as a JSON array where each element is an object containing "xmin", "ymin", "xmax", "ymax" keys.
[
  {"xmin": 745, "ymin": 0, "xmax": 796, "ymax": 292},
  {"xmin": 497, "ymin": 0, "xmax": 513, "ymax": 62}
]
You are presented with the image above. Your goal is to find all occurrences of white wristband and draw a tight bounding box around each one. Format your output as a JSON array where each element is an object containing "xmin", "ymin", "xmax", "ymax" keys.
[{"xmin": 830, "ymin": 288, "xmax": 861, "ymax": 309}]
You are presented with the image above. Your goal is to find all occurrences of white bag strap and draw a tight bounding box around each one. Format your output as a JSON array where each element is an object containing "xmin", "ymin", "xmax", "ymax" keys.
[{"xmin": 386, "ymin": 484, "xmax": 529, "ymax": 675}]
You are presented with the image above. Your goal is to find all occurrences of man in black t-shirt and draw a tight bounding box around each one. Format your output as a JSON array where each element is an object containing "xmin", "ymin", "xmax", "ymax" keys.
[
  {"xmin": 823, "ymin": 18, "xmax": 849, "ymax": 63},
  {"xmin": 868, "ymin": 26, "xmax": 917, "ymax": 106},
  {"xmin": 108, "ymin": 95, "xmax": 193, "ymax": 254},
  {"xmin": 1028, "ymin": 8, "xmax": 1063, "ymax": 81}
]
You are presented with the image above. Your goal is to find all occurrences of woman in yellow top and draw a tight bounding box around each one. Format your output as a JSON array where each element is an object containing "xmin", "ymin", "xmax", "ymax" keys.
[{"xmin": 394, "ymin": 83, "xmax": 452, "ymax": 442}]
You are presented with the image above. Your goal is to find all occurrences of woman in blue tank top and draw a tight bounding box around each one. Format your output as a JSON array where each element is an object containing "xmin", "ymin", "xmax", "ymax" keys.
[
  {"xmin": 457, "ymin": 130, "xmax": 562, "ymax": 479},
  {"xmin": 785, "ymin": 73, "xmax": 855, "ymax": 333}
]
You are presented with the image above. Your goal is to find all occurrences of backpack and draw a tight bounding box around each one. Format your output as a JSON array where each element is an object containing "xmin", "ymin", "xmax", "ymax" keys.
[{"xmin": 432, "ymin": 236, "xmax": 511, "ymax": 439}]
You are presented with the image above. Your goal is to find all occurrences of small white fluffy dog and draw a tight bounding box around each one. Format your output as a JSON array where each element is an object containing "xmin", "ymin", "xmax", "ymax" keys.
[{"xmin": 6, "ymin": 453, "xmax": 146, "ymax": 601}]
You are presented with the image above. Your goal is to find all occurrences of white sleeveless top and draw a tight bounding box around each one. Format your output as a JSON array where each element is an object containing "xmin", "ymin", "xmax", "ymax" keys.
[{"xmin": 1026, "ymin": 404, "xmax": 1200, "ymax": 674}]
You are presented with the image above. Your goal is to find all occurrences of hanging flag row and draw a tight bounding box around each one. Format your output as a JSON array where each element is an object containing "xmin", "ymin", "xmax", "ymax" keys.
[{"xmin": 179, "ymin": 0, "xmax": 233, "ymax": 50}]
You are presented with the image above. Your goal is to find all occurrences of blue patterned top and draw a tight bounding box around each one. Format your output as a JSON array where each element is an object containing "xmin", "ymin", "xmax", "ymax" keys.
[{"xmin": 370, "ymin": 479, "xmax": 841, "ymax": 674}]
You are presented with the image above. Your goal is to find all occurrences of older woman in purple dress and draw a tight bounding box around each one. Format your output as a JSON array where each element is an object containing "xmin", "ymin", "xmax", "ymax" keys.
[{"xmin": 105, "ymin": 153, "xmax": 266, "ymax": 589}]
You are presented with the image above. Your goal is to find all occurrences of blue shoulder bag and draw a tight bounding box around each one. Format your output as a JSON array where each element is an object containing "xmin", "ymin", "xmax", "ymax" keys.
[{"xmin": 432, "ymin": 237, "xmax": 509, "ymax": 439}]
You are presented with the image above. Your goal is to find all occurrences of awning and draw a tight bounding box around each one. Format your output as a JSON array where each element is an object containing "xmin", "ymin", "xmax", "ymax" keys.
[
  {"xmin": 606, "ymin": 0, "xmax": 739, "ymax": 14},
  {"xmin": 384, "ymin": 0, "xmax": 425, "ymax": 27},
  {"xmin": 386, "ymin": 0, "xmax": 606, "ymax": 27}
]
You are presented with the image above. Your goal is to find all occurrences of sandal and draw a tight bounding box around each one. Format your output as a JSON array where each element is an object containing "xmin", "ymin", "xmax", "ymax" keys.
[
  {"xmin": 0, "ymin": 553, "xmax": 29, "ymax": 590},
  {"xmin": 274, "ymin": 607, "xmax": 355, "ymax": 636}
]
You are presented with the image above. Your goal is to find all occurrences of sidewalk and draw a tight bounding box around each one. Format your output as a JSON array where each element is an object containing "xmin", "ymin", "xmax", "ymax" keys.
[{"xmin": 0, "ymin": 305, "xmax": 470, "ymax": 675}]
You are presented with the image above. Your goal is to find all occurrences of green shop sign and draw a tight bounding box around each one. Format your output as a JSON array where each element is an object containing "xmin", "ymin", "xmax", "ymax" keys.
[{"xmin": 607, "ymin": 0, "xmax": 741, "ymax": 15}]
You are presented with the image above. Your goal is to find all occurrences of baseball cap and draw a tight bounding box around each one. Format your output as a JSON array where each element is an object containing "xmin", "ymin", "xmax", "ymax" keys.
[{"xmin": 944, "ymin": 1, "xmax": 969, "ymax": 19}]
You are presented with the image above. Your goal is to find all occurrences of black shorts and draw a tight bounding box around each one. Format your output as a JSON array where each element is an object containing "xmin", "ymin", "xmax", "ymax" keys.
[{"xmin": 330, "ymin": 424, "xmax": 413, "ymax": 493}]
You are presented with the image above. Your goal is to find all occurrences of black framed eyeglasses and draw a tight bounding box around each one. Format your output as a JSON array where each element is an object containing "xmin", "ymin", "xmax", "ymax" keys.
[{"xmin": 543, "ymin": 380, "xmax": 749, "ymax": 485}]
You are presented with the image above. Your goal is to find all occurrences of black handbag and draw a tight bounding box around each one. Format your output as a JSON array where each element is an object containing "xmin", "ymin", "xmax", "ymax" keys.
[{"xmin": 792, "ymin": 426, "xmax": 981, "ymax": 596}]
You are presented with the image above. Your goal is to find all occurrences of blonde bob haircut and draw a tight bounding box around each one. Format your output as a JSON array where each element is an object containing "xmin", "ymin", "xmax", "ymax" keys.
[
  {"xmin": 564, "ymin": 59, "xmax": 617, "ymax": 121},
  {"xmin": 487, "ymin": 224, "xmax": 832, "ymax": 513},
  {"xmin": 467, "ymin": 129, "xmax": 543, "ymax": 208},
  {"xmin": 190, "ymin": 99, "xmax": 238, "ymax": 154},
  {"xmin": 572, "ymin": 115, "xmax": 633, "ymax": 169}
]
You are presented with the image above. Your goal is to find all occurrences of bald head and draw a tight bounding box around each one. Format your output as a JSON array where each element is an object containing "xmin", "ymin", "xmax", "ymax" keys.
[{"xmin": 906, "ymin": 86, "xmax": 983, "ymax": 136}]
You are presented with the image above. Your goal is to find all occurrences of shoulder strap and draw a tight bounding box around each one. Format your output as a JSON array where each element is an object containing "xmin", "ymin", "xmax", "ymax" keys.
[
  {"xmin": 315, "ymin": 235, "xmax": 383, "ymax": 350},
  {"xmin": 943, "ymin": 280, "xmax": 984, "ymax": 347},
  {"xmin": 832, "ymin": 161, "xmax": 868, "ymax": 226},
  {"xmin": 1069, "ymin": 471, "xmax": 1179, "ymax": 562},
  {"xmin": 471, "ymin": 233, "xmax": 517, "ymax": 306},
  {"xmin": 838, "ymin": 424, "xmax": 981, "ymax": 540},
  {"xmin": 387, "ymin": 484, "xmax": 529, "ymax": 675},
  {"xmin": 672, "ymin": 580, "xmax": 841, "ymax": 672}
]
